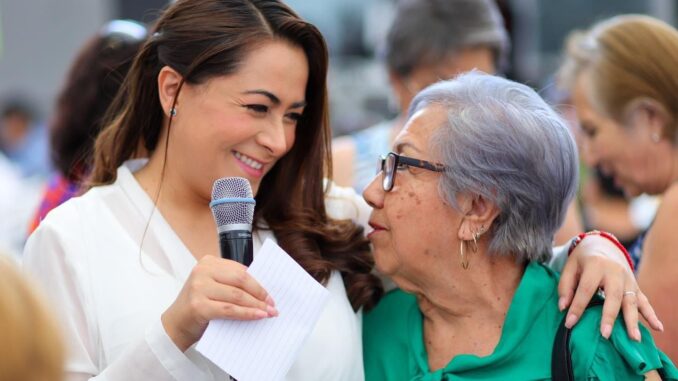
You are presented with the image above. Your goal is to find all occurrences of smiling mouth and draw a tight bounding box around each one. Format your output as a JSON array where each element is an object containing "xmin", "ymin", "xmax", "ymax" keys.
[{"xmin": 233, "ymin": 151, "xmax": 264, "ymax": 170}]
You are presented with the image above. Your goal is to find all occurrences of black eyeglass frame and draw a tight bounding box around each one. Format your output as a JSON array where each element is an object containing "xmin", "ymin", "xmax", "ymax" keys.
[{"xmin": 378, "ymin": 151, "xmax": 445, "ymax": 192}]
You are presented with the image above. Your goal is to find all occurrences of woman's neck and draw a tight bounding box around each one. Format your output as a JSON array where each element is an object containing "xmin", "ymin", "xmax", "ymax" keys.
[
  {"xmin": 134, "ymin": 152, "xmax": 219, "ymax": 259},
  {"xmin": 416, "ymin": 254, "xmax": 525, "ymax": 371}
]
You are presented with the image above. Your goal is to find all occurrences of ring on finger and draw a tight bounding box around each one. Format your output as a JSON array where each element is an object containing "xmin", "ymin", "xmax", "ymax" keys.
[{"xmin": 623, "ymin": 290, "xmax": 637, "ymax": 297}]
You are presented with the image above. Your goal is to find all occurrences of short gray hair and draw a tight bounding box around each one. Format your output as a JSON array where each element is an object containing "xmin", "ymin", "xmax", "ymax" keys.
[
  {"xmin": 382, "ymin": 0, "xmax": 510, "ymax": 77},
  {"xmin": 409, "ymin": 72, "xmax": 579, "ymax": 262}
]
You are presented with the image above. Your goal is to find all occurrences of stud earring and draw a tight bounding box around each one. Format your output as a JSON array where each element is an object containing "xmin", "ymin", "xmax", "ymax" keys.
[
  {"xmin": 651, "ymin": 133, "xmax": 661, "ymax": 143},
  {"xmin": 170, "ymin": 107, "xmax": 177, "ymax": 117}
]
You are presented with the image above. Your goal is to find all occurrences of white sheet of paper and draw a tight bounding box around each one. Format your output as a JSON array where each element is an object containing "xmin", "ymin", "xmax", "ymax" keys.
[{"xmin": 196, "ymin": 239, "xmax": 330, "ymax": 381}]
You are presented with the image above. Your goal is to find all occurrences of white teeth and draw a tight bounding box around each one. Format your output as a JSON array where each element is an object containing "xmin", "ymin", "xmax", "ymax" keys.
[{"xmin": 234, "ymin": 151, "xmax": 263, "ymax": 170}]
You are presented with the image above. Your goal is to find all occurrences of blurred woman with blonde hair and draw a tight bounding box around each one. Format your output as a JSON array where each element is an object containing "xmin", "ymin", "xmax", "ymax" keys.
[
  {"xmin": 0, "ymin": 256, "xmax": 63, "ymax": 381},
  {"xmin": 559, "ymin": 14, "xmax": 678, "ymax": 361}
]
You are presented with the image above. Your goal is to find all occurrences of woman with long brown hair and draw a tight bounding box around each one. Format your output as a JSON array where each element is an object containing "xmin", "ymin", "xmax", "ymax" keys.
[
  {"xmin": 21, "ymin": 1, "xmax": 662, "ymax": 380},
  {"xmin": 24, "ymin": 0, "xmax": 379, "ymax": 379}
]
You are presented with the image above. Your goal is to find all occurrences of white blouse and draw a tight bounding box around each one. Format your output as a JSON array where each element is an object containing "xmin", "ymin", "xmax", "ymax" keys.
[{"xmin": 23, "ymin": 160, "xmax": 372, "ymax": 381}]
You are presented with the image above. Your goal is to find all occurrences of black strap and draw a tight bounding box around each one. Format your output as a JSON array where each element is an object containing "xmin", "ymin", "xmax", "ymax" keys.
[
  {"xmin": 551, "ymin": 299, "xmax": 604, "ymax": 381},
  {"xmin": 551, "ymin": 299, "xmax": 668, "ymax": 380}
]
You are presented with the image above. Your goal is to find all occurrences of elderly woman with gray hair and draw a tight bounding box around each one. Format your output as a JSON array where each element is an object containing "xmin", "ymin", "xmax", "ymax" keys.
[
  {"xmin": 362, "ymin": 72, "xmax": 677, "ymax": 380},
  {"xmin": 333, "ymin": 0, "xmax": 583, "ymax": 245}
]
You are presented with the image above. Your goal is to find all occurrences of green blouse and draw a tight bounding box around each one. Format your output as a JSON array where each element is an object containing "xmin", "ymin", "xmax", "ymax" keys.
[{"xmin": 363, "ymin": 262, "xmax": 677, "ymax": 380}]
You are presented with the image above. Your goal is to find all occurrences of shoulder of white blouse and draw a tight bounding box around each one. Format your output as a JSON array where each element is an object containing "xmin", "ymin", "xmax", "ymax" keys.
[
  {"xmin": 28, "ymin": 182, "xmax": 120, "ymax": 261},
  {"xmin": 323, "ymin": 179, "xmax": 371, "ymax": 229}
]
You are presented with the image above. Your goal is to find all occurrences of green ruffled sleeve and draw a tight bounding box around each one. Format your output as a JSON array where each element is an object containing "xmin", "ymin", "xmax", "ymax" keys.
[{"xmin": 587, "ymin": 316, "xmax": 678, "ymax": 380}]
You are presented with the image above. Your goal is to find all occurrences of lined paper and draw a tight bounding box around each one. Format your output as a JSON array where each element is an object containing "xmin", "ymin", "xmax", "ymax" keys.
[{"xmin": 196, "ymin": 239, "xmax": 330, "ymax": 381}]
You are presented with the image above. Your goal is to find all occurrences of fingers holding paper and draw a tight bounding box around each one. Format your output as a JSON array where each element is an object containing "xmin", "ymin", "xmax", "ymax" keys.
[{"xmin": 161, "ymin": 255, "xmax": 277, "ymax": 352}]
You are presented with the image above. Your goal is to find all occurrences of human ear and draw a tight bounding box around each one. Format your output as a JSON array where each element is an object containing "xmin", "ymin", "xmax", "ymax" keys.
[
  {"xmin": 624, "ymin": 97, "xmax": 669, "ymax": 142},
  {"xmin": 157, "ymin": 66, "xmax": 183, "ymax": 118},
  {"xmin": 457, "ymin": 194, "xmax": 500, "ymax": 241}
]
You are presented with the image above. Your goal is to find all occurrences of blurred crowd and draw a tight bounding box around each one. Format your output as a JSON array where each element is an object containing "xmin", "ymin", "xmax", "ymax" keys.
[{"xmin": 2, "ymin": 0, "xmax": 672, "ymax": 256}]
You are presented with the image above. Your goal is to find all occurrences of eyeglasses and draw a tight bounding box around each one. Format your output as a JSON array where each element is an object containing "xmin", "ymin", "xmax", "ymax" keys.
[{"xmin": 377, "ymin": 152, "xmax": 445, "ymax": 192}]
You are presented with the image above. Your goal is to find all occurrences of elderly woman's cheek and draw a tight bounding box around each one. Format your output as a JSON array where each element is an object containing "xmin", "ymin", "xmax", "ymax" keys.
[
  {"xmin": 406, "ymin": 190, "xmax": 424, "ymax": 205},
  {"xmin": 376, "ymin": 224, "xmax": 405, "ymax": 275}
]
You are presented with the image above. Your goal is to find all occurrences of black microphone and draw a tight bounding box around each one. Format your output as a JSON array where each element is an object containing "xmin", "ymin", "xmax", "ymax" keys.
[{"xmin": 209, "ymin": 177, "xmax": 255, "ymax": 266}]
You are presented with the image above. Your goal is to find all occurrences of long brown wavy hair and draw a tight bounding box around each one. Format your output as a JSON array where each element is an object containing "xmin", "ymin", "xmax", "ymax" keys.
[{"xmin": 90, "ymin": 0, "xmax": 382, "ymax": 311}]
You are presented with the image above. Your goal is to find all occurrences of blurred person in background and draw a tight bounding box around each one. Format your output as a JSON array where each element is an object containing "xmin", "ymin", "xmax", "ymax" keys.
[
  {"xmin": 545, "ymin": 81, "xmax": 656, "ymax": 250},
  {"xmin": 0, "ymin": 97, "xmax": 51, "ymax": 178},
  {"xmin": 28, "ymin": 19, "xmax": 147, "ymax": 233},
  {"xmin": 0, "ymin": 98, "xmax": 49, "ymax": 252},
  {"xmin": 363, "ymin": 72, "xmax": 676, "ymax": 380},
  {"xmin": 332, "ymin": 0, "xmax": 504, "ymax": 191},
  {"xmin": 559, "ymin": 14, "xmax": 678, "ymax": 361},
  {"xmin": 0, "ymin": 150, "xmax": 40, "ymax": 257},
  {"xmin": 332, "ymin": 0, "xmax": 582, "ymax": 245},
  {"xmin": 0, "ymin": 101, "xmax": 44, "ymax": 256},
  {"xmin": 579, "ymin": 169, "xmax": 657, "ymax": 248},
  {"xmin": 0, "ymin": 255, "xmax": 63, "ymax": 381}
]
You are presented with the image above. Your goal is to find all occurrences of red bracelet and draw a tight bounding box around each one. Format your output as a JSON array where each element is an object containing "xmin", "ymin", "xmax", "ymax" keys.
[{"xmin": 567, "ymin": 230, "xmax": 635, "ymax": 271}]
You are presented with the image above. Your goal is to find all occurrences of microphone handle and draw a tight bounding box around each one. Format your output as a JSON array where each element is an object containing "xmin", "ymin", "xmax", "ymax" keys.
[
  {"xmin": 218, "ymin": 230, "xmax": 253, "ymax": 266},
  {"xmin": 219, "ymin": 230, "xmax": 251, "ymax": 381}
]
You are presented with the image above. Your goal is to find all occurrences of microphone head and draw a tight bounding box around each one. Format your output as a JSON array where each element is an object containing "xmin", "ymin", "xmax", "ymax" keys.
[{"xmin": 210, "ymin": 177, "xmax": 255, "ymax": 230}]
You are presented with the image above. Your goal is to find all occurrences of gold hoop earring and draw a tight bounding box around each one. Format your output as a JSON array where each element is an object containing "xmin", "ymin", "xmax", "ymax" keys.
[
  {"xmin": 471, "ymin": 232, "xmax": 479, "ymax": 253},
  {"xmin": 460, "ymin": 240, "xmax": 469, "ymax": 270}
]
